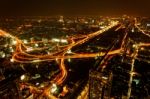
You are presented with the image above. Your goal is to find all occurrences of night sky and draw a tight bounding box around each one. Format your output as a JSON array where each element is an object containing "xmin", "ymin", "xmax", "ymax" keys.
[{"xmin": 0, "ymin": 0, "xmax": 150, "ymax": 16}]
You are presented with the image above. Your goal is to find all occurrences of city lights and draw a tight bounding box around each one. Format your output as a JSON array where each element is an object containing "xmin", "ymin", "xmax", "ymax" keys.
[
  {"xmin": 0, "ymin": 16, "xmax": 149, "ymax": 99},
  {"xmin": 20, "ymin": 75, "xmax": 26, "ymax": 80}
]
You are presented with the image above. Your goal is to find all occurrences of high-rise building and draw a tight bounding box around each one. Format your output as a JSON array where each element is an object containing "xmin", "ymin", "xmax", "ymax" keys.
[
  {"xmin": 89, "ymin": 70, "xmax": 112, "ymax": 99},
  {"xmin": 58, "ymin": 16, "xmax": 64, "ymax": 23}
]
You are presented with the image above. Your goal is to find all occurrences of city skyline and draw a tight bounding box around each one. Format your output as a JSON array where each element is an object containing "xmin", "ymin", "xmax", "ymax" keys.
[{"xmin": 0, "ymin": 1, "xmax": 150, "ymax": 98}]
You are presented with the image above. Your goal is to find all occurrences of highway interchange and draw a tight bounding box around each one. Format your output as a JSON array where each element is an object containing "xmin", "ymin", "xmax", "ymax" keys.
[{"xmin": 0, "ymin": 20, "xmax": 150, "ymax": 98}]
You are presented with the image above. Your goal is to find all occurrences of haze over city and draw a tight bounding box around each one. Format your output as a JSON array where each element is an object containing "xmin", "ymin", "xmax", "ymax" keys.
[{"xmin": 0, "ymin": 0, "xmax": 150, "ymax": 16}]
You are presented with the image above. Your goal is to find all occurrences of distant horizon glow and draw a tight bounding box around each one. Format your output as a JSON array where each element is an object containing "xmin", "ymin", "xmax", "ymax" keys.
[{"xmin": 0, "ymin": 0, "xmax": 150, "ymax": 17}]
